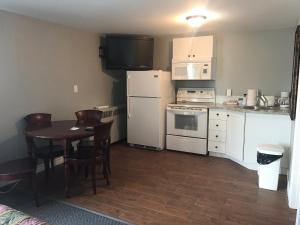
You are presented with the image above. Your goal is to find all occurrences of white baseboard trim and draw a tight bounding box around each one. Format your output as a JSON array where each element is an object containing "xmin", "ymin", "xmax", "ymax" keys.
[{"xmin": 209, "ymin": 152, "xmax": 288, "ymax": 175}]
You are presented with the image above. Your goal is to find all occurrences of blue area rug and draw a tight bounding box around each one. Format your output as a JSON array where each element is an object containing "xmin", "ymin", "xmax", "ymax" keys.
[
  {"xmin": 18, "ymin": 200, "xmax": 133, "ymax": 225},
  {"xmin": 0, "ymin": 189, "xmax": 133, "ymax": 225}
]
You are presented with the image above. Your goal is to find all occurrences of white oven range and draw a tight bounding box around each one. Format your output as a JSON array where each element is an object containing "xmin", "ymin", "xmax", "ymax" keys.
[{"xmin": 166, "ymin": 88, "xmax": 215, "ymax": 155}]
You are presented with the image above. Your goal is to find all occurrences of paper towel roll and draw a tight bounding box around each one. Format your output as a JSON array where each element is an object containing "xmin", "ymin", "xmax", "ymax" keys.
[{"xmin": 247, "ymin": 89, "xmax": 258, "ymax": 106}]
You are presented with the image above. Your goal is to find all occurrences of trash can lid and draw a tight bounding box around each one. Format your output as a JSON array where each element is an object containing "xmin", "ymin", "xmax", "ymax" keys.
[{"xmin": 257, "ymin": 144, "xmax": 284, "ymax": 155}]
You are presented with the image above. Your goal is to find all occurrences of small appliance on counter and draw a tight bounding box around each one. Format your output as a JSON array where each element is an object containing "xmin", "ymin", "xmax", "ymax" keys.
[
  {"xmin": 278, "ymin": 91, "xmax": 290, "ymax": 108},
  {"xmin": 246, "ymin": 89, "xmax": 258, "ymax": 106}
]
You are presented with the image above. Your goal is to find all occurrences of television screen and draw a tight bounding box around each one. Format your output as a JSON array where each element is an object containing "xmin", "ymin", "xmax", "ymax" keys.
[{"xmin": 104, "ymin": 35, "xmax": 154, "ymax": 70}]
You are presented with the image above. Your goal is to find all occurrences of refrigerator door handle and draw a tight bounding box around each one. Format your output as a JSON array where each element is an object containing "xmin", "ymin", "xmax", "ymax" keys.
[
  {"xmin": 127, "ymin": 97, "xmax": 131, "ymax": 118},
  {"xmin": 127, "ymin": 74, "xmax": 130, "ymax": 96}
]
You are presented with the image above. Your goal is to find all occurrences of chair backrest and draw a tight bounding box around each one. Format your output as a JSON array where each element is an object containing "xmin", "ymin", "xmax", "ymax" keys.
[
  {"xmin": 94, "ymin": 120, "xmax": 113, "ymax": 147},
  {"xmin": 75, "ymin": 110, "xmax": 102, "ymax": 125},
  {"xmin": 24, "ymin": 113, "xmax": 52, "ymax": 126}
]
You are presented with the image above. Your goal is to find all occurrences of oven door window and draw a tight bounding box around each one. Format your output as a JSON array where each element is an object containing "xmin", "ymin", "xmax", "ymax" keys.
[{"xmin": 175, "ymin": 114, "xmax": 198, "ymax": 131}]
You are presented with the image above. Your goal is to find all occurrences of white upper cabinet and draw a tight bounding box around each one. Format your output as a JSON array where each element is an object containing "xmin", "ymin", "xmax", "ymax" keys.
[
  {"xmin": 173, "ymin": 36, "xmax": 214, "ymax": 62},
  {"xmin": 225, "ymin": 111, "xmax": 245, "ymax": 162}
]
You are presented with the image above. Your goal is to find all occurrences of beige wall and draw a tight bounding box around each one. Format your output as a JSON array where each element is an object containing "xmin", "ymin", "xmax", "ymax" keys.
[
  {"xmin": 0, "ymin": 10, "xmax": 126, "ymax": 161},
  {"xmin": 154, "ymin": 28, "xmax": 295, "ymax": 96}
]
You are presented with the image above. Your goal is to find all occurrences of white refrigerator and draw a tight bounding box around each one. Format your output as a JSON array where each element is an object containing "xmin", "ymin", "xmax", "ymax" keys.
[{"xmin": 127, "ymin": 70, "xmax": 174, "ymax": 150}]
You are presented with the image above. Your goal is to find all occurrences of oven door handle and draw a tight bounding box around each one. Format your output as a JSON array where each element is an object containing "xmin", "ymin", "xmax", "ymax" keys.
[{"xmin": 167, "ymin": 109, "xmax": 206, "ymax": 115}]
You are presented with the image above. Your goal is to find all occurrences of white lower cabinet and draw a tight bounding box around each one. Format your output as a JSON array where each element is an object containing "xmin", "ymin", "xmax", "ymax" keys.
[
  {"xmin": 208, "ymin": 108, "xmax": 291, "ymax": 174},
  {"xmin": 225, "ymin": 111, "xmax": 245, "ymax": 162},
  {"xmin": 208, "ymin": 141, "xmax": 226, "ymax": 153},
  {"xmin": 208, "ymin": 109, "xmax": 227, "ymax": 154},
  {"xmin": 208, "ymin": 130, "xmax": 227, "ymax": 142},
  {"xmin": 243, "ymin": 113, "xmax": 291, "ymax": 171},
  {"xmin": 209, "ymin": 109, "xmax": 245, "ymax": 162}
]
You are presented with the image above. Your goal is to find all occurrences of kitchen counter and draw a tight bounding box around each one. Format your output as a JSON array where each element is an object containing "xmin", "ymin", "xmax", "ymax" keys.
[{"xmin": 209, "ymin": 104, "xmax": 290, "ymax": 115}]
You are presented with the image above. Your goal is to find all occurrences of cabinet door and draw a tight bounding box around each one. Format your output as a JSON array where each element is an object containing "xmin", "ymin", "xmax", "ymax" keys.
[
  {"xmin": 225, "ymin": 112, "xmax": 245, "ymax": 162},
  {"xmin": 173, "ymin": 37, "xmax": 193, "ymax": 61},
  {"xmin": 244, "ymin": 114, "xmax": 291, "ymax": 169},
  {"xmin": 191, "ymin": 36, "xmax": 213, "ymax": 59},
  {"xmin": 173, "ymin": 36, "xmax": 214, "ymax": 61}
]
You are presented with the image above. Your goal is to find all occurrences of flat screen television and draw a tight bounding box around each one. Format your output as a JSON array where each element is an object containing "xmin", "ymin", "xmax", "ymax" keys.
[{"xmin": 103, "ymin": 35, "xmax": 154, "ymax": 70}]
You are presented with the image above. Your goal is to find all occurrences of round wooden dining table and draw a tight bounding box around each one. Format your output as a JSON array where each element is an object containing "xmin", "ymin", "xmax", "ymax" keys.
[{"xmin": 24, "ymin": 120, "xmax": 98, "ymax": 197}]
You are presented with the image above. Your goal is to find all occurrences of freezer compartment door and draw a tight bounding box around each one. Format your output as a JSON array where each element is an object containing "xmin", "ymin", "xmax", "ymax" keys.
[
  {"xmin": 127, "ymin": 97, "xmax": 163, "ymax": 149},
  {"xmin": 127, "ymin": 71, "xmax": 161, "ymax": 97}
]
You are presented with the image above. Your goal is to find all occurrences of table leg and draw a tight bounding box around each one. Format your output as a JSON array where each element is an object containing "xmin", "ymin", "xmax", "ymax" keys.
[
  {"xmin": 63, "ymin": 140, "xmax": 71, "ymax": 198},
  {"xmin": 25, "ymin": 137, "xmax": 36, "ymax": 162},
  {"xmin": 31, "ymin": 172, "xmax": 39, "ymax": 207}
]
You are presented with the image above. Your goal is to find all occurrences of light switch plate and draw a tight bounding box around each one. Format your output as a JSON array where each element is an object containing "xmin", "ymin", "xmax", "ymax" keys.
[{"xmin": 73, "ymin": 85, "xmax": 78, "ymax": 93}]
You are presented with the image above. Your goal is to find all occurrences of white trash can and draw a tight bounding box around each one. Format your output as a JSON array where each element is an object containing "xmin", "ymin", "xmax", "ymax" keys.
[{"xmin": 257, "ymin": 144, "xmax": 284, "ymax": 191}]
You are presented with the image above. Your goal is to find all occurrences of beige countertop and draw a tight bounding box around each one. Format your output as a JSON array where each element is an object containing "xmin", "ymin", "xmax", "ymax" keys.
[{"xmin": 209, "ymin": 104, "xmax": 290, "ymax": 116}]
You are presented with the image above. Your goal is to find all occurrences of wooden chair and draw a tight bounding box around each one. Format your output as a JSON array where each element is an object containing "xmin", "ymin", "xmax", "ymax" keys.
[
  {"xmin": 75, "ymin": 109, "xmax": 103, "ymax": 162},
  {"xmin": 75, "ymin": 110, "xmax": 102, "ymax": 125},
  {"xmin": 24, "ymin": 113, "xmax": 64, "ymax": 179},
  {"xmin": 77, "ymin": 121, "xmax": 113, "ymax": 185},
  {"xmin": 67, "ymin": 142, "xmax": 98, "ymax": 196},
  {"xmin": 0, "ymin": 158, "xmax": 39, "ymax": 206}
]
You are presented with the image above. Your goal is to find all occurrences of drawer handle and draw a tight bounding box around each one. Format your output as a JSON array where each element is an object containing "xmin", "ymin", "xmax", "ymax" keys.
[
  {"xmin": 215, "ymin": 146, "xmax": 218, "ymax": 149},
  {"xmin": 193, "ymin": 54, "xmax": 195, "ymax": 57},
  {"xmin": 188, "ymin": 55, "xmax": 191, "ymax": 58},
  {"xmin": 216, "ymin": 124, "xmax": 219, "ymax": 127},
  {"xmin": 216, "ymin": 113, "xmax": 219, "ymax": 116},
  {"xmin": 216, "ymin": 135, "xmax": 219, "ymax": 138},
  {"xmin": 227, "ymin": 114, "xmax": 230, "ymax": 117}
]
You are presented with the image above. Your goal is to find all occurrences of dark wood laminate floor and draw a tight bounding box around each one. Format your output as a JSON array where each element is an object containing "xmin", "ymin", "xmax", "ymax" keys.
[{"xmin": 41, "ymin": 143, "xmax": 296, "ymax": 225}]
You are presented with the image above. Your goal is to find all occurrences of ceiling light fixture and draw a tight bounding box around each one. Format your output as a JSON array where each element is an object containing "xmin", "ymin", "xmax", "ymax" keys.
[{"xmin": 186, "ymin": 15, "xmax": 207, "ymax": 27}]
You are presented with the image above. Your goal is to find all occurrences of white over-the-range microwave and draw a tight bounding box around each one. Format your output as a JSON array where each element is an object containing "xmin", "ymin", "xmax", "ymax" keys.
[{"xmin": 172, "ymin": 60, "xmax": 212, "ymax": 80}]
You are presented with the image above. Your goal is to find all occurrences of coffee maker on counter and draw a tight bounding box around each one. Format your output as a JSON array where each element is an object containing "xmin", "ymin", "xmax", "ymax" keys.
[{"xmin": 278, "ymin": 92, "xmax": 290, "ymax": 108}]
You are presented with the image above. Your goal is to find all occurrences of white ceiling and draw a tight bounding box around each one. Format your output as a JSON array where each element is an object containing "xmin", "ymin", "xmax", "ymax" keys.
[{"xmin": 0, "ymin": 0, "xmax": 299, "ymax": 35}]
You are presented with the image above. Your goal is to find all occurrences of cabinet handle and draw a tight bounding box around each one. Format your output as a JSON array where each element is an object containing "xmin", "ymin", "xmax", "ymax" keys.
[
  {"xmin": 216, "ymin": 124, "xmax": 219, "ymax": 127},
  {"xmin": 227, "ymin": 114, "xmax": 230, "ymax": 117},
  {"xmin": 193, "ymin": 54, "xmax": 195, "ymax": 57},
  {"xmin": 216, "ymin": 113, "xmax": 219, "ymax": 116},
  {"xmin": 215, "ymin": 146, "xmax": 218, "ymax": 149},
  {"xmin": 188, "ymin": 55, "xmax": 191, "ymax": 58},
  {"xmin": 216, "ymin": 135, "xmax": 219, "ymax": 138}
]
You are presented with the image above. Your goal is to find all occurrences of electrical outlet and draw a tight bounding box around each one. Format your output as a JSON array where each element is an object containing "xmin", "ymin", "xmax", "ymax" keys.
[
  {"xmin": 73, "ymin": 85, "xmax": 78, "ymax": 93},
  {"xmin": 226, "ymin": 89, "xmax": 232, "ymax": 97}
]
